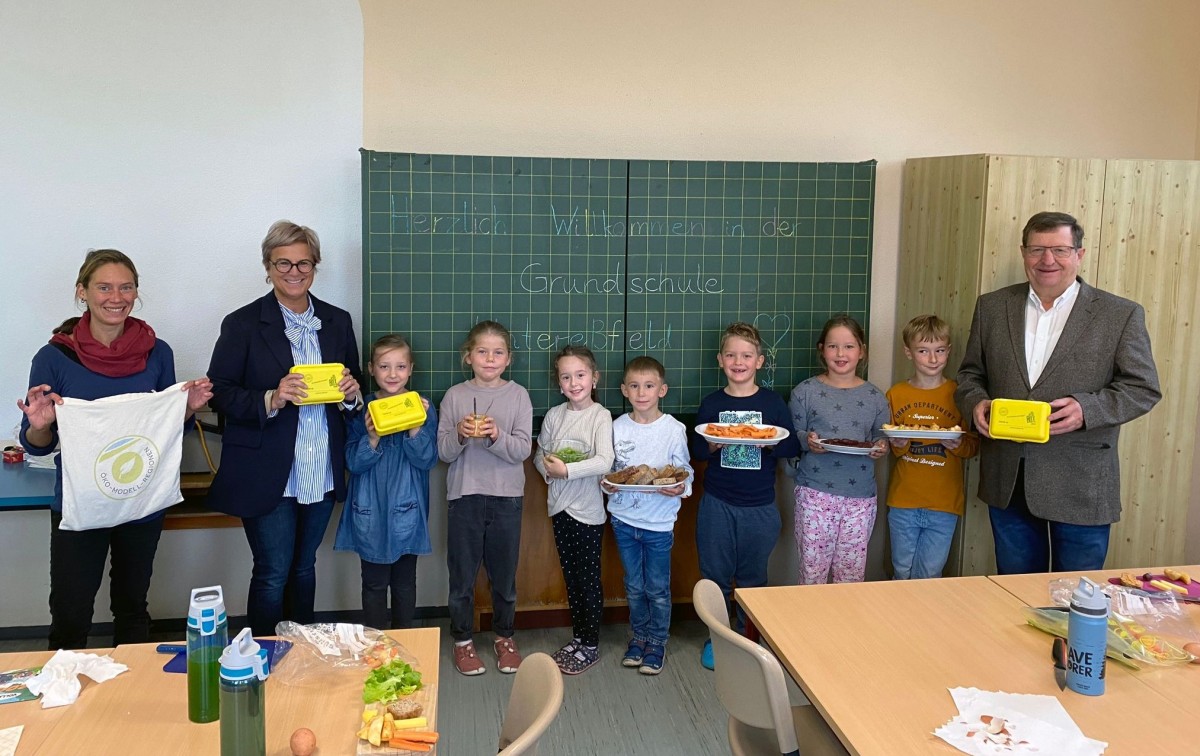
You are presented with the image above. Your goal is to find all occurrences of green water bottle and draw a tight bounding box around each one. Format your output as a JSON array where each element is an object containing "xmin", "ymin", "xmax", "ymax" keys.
[
  {"xmin": 187, "ymin": 585, "xmax": 227, "ymax": 723},
  {"xmin": 219, "ymin": 628, "xmax": 269, "ymax": 756}
]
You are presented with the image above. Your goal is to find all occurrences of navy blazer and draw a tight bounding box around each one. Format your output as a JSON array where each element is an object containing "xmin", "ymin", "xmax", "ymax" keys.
[{"xmin": 206, "ymin": 291, "xmax": 363, "ymax": 518}]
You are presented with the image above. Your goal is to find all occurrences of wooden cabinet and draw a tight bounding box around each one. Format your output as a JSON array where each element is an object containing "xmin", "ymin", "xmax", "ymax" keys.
[{"xmin": 897, "ymin": 154, "xmax": 1200, "ymax": 574}]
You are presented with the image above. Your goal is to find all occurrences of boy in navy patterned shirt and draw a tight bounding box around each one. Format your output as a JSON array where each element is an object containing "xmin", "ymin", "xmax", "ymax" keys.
[{"xmin": 690, "ymin": 323, "xmax": 800, "ymax": 669}]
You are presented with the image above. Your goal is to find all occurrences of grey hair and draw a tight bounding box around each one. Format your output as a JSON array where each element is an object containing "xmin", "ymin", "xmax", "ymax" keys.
[{"xmin": 261, "ymin": 220, "xmax": 321, "ymax": 267}]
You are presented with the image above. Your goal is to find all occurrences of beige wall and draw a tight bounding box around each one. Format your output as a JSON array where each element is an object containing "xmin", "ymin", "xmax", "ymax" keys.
[
  {"xmin": 362, "ymin": 0, "xmax": 1200, "ymax": 391},
  {"xmin": 360, "ymin": 0, "xmax": 1200, "ymax": 571}
]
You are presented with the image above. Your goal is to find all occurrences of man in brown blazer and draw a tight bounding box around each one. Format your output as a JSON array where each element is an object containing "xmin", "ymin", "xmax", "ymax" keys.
[{"xmin": 956, "ymin": 211, "xmax": 1160, "ymax": 574}]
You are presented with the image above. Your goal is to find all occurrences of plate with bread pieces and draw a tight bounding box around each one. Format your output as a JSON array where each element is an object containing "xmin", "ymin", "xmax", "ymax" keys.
[{"xmin": 603, "ymin": 464, "xmax": 692, "ymax": 492}]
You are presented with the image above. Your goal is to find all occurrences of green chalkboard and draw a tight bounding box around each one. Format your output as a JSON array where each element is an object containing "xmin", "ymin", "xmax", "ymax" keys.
[{"xmin": 362, "ymin": 151, "xmax": 875, "ymax": 423}]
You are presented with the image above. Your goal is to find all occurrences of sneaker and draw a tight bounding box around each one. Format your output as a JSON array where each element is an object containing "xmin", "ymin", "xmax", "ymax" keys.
[
  {"xmin": 639, "ymin": 643, "xmax": 665, "ymax": 675},
  {"xmin": 700, "ymin": 638, "xmax": 714, "ymax": 670},
  {"xmin": 556, "ymin": 642, "xmax": 599, "ymax": 675},
  {"xmin": 453, "ymin": 641, "xmax": 486, "ymax": 676},
  {"xmin": 622, "ymin": 639, "xmax": 646, "ymax": 668},
  {"xmin": 494, "ymin": 636, "xmax": 522, "ymax": 674}
]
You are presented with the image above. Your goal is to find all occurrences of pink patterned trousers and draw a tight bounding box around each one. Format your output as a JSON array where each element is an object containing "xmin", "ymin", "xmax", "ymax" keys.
[{"xmin": 794, "ymin": 485, "xmax": 877, "ymax": 584}]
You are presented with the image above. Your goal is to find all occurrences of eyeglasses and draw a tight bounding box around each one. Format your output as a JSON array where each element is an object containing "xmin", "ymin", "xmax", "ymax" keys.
[
  {"xmin": 1021, "ymin": 246, "xmax": 1078, "ymax": 259},
  {"xmin": 269, "ymin": 259, "xmax": 315, "ymax": 273}
]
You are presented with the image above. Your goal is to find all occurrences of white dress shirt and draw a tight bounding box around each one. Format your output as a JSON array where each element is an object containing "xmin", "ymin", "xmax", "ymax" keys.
[{"xmin": 1025, "ymin": 280, "xmax": 1080, "ymax": 385}]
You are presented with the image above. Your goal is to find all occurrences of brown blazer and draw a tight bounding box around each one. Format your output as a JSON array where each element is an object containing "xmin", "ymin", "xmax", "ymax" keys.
[{"xmin": 955, "ymin": 279, "xmax": 1160, "ymax": 525}]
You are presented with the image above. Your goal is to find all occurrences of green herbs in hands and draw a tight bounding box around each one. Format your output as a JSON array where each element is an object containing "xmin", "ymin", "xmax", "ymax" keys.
[
  {"xmin": 363, "ymin": 658, "xmax": 422, "ymax": 703},
  {"xmin": 553, "ymin": 447, "xmax": 588, "ymax": 463}
]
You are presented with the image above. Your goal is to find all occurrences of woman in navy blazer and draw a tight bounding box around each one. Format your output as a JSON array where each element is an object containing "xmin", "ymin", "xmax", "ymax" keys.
[{"xmin": 207, "ymin": 220, "xmax": 363, "ymax": 635}]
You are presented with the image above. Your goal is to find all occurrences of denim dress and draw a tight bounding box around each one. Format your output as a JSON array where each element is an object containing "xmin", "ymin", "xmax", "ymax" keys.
[{"xmin": 334, "ymin": 393, "xmax": 439, "ymax": 563}]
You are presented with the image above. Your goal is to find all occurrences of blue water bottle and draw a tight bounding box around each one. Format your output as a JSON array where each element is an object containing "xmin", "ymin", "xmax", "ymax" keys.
[
  {"xmin": 1066, "ymin": 577, "xmax": 1109, "ymax": 695},
  {"xmin": 187, "ymin": 585, "xmax": 228, "ymax": 723}
]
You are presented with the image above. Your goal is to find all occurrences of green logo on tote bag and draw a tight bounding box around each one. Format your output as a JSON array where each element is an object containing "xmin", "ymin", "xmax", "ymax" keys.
[{"xmin": 94, "ymin": 435, "xmax": 160, "ymax": 500}]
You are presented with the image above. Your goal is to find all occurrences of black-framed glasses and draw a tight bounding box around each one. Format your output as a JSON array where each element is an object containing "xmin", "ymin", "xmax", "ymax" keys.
[
  {"xmin": 269, "ymin": 258, "xmax": 315, "ymax": 273},
  {"xmin": 1021, "ymin": 246, "xmax": 1078, "ymax": 260}
]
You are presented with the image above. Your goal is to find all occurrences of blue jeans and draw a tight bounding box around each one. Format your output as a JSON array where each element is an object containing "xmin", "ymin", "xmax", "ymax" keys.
[
  {"xmin": 695, "ymin": 492, "xmax": 780, "ymax": 631},
  {"xmin": 446, "ymin": 495, "xmax": 523, "ymax": 642},
  {"xmin": 887, "ymin": 507, "xmax": 958, "ymax": 579},
  {"xmin": 989, "ymin": 467, "xmax": 1111, "ymax": 573},
  {"xmin": 241, "ymin": 495, "xmax": 335, "ymax": 635},
  {"xmin": 612, "ymin": 517, "xmax": 674, "ymax": 646}
]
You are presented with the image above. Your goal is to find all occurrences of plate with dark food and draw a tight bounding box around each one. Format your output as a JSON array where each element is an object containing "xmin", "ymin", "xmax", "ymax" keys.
[{"xmin": 816, "ymin": 438, "xmax": 877, "ymax": 455}]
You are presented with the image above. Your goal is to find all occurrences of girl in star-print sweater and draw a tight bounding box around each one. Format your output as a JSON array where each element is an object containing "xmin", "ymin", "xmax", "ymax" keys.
[{"xmin": 789, "ymin": 315, "xmax": 889, "ymax": 585}]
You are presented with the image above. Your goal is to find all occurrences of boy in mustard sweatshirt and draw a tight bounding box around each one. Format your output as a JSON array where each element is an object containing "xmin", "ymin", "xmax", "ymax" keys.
[{"xmin": 885, "ymin": 315, "xmax": 979, "ymax": 579}]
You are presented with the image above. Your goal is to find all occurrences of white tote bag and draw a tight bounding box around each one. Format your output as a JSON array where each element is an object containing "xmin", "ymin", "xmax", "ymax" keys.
[{"xmin": 55, "ymin": 382, "xmax": 188, "ymax": 530}]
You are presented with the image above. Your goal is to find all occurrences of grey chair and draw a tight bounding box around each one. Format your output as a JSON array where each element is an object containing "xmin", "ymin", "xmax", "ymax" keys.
[
  {"xmin": 497, "ymin": 652, "xmax": 564, "ymax": 756},
  {"xmin": 693, "ymin": 579, "xmax": 848, "ymax": 756}
]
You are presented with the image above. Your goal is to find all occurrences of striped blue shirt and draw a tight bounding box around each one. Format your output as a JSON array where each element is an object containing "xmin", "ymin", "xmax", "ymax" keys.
[{"xmin": 280, "ymin": 300, "xmax": 334, "ymax": 504}]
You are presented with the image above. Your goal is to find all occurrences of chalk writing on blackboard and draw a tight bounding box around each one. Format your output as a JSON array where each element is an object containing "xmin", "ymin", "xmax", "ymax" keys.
[
  {"xmin": 389, "ymin": 196, "xmax": 509, "ymax": 235},
  {"xmin": 518, "ymin": 263, "xmax": 723, "ymax": 295},
  {"xmin": 551, "ymin": 204, "xmax": 746, "ymax": 237},
  {"xmin": 504, "ymin": 318, "xmax": 673, "ymax": 353},
  {"xmin": 362, "ymin": 150, "xmax": 876, "ymax": 416}
]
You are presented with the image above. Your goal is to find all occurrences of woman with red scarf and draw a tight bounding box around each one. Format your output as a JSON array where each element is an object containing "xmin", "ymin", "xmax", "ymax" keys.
[{"xmin": 18, "ymin": 249, "xmax": 212, "ymax": 650}]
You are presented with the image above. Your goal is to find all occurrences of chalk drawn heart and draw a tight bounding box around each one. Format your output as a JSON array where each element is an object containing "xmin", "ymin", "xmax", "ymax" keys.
[{"xmin": 753, "ymin": 313, "xmax": 792, "ymax": 350}]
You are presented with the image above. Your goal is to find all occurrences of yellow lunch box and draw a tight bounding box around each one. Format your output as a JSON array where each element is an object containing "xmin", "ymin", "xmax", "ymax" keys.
[
  {"xmin": 368, "ymin": 392, "xmax": 428, "ymax": 435},
  {"xmin": 290, "ymin": 363, "xmax": 345, "ymax": 405},
  {"xmin": 989, "ymin": 398, "xmax": 1051, "ymax": 443}
]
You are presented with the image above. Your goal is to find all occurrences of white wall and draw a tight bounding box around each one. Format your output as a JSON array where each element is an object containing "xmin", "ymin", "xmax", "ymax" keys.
[{"xmin": 1, "ymin": 0, "xmax": 364, "ymax": 627}]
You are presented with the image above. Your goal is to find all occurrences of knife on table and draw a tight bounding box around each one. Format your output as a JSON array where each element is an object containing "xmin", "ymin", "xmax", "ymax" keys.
[{"xmin": 1051, "ymin": 637, "xmax": 1068, "ymax": 691}]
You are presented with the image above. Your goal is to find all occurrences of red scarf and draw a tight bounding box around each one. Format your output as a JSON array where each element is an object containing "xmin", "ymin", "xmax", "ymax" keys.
[{"xmin": 49, "ymin": 311, "xmax": 157, "ymax": 378}]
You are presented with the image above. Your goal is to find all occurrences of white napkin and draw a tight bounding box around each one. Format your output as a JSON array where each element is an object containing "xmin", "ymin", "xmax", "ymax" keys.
[
  {"xmin": 934, "ymin": 687, "xmax": 1107, "ymax": 755},
  {"xmin": 0, "ymin": 726, "xmax": 23, "ymax": 756},
  {"xmin": 25, "ymin": 451, "xmax": 58, "ymax": 469},
  {"xmin": 25, "ymin": 650, "xmax": 128, "ymax": 708}
]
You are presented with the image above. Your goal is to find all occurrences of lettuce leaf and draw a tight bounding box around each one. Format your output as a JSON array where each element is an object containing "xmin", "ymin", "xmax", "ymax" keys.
[{"xmin": 363, "ymin": 658, "xmax": 423, "ymax": 703}]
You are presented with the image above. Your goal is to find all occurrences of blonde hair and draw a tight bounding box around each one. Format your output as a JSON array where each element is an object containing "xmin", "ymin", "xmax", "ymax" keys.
[
  {"xmin": 370, "ymin": 333, "xmax": 413, "ymax": 364},
  {"xmin": 719, "ymin": 322, "xmax": 762, "ymax": 353},
  {"xmin": 460, "ymin": 320, "xmax": 512, "ymax": 366},
  {"xmin": 901, "ymin": 314, "xmax": 951, "ymax": 348}
]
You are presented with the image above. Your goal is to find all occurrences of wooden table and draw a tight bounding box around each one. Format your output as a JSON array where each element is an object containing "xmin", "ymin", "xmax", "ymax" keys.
[
  {"xmin": 0, "ymin": 648, "xmax": 113, "ymax": 754},
  {"xmin": 5, "ymin": 628, "xmax": 438, "ymax": 755},
  {"xmin": 737, "ymin": 577, "xmax": 1195, "ymax": 755},
  {"xmin": 986, "ymin": 564, "xmax": 1200, "ymax": 607},
  {"xmin": 988, "ymin": 565, "xmax": 1200, "ymax": 707}
]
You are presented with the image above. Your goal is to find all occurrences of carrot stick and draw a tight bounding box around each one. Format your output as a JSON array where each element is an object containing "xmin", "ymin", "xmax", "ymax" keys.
[
  {"xmin": 393, "ymin": 731, "xmax": 439, "ymax": 743},
  {"xmin": 388, "ymin": 739, "xmax": 433, "ymax": 752}
]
